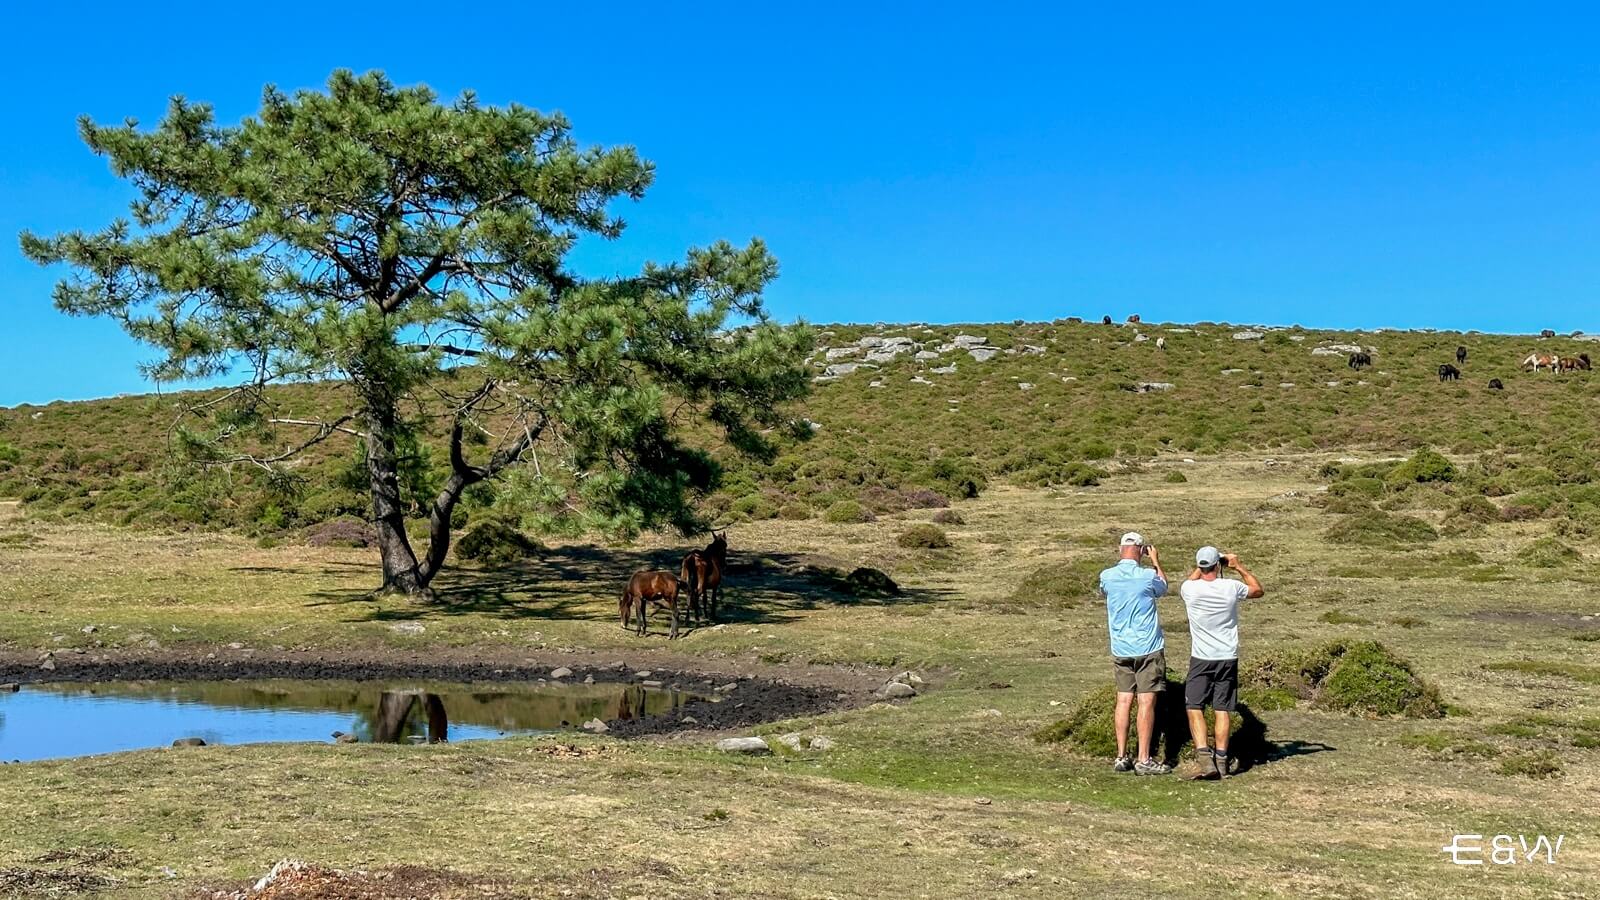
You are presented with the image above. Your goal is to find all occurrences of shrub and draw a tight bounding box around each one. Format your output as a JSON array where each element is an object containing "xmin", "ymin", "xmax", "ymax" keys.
[
  {"xmin": 1454, "ymin": 495, "xmax": 1500, "ymax": 524},
  {"xmin": 1243, "ymin": 639, "xmax": 1444, "ymax": 718},
  {"xmin": 729, "ymin": 494, "xmax": 778, "ymax": 521},
  {"xmin": 1320, "ymin": 610, "xmax": 1372, "ymax": 625},
  {"xmin": 305, "ymin": 516, "xmax": 376, "ymax": 548},
  {"xmin": 844, "ymin": 567, "xmax": 899, "ymax": 598},
  {"xmin": 1325, "ymin": 511, "xmax": 1438, "ymax": 546},
  {"xmin": 1033, "ymin": 679, "xmax": 1271, "ymax": 766},
  {"xmin": 1316, "ymin": 641, "xmax": 1445, "ymax": 718},
  {"xmin": 455, "ymin": 520, "xmax": 541, "ymax": 565},
  {"xmin": 823, "ymin": 500, "xmax": 875, "ymax": 524},
  {"xmin": 777, "ymin": 502, "xmax": 812, "ymax": 521},
  {"xmin": 931, "ymin": 509, "xmax": 965, "ymax": 525},
  {"xmin": 1517, "ymin": 537, "xmax": 1580, "ymax": 568},
  {"xmin": 896, "ymin": 524, "xmax": 951, "ymax": 549},
  {"xmin": 899, "ymin": 488, "xmax": 950, "ymax": 509},
  {"xmin": 1009, "ymin": 558, "xmax": 1105, "ymax": 608},
  {"xmin": 1387, "ymin": 447, "xmax": 1457, "ymax": 485},
  {"xmin": 1497, "ymin": 751, "xmax": 1561, "ymax": 779},
  {"xmin": 1163, "ymin": 470, "xmax": 1188, "ymax": 483}
]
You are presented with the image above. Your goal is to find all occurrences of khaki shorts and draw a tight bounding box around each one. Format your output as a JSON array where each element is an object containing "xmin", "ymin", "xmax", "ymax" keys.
[{"xmin": 1112, "ymin": 649, "xmax": 1167, "ymax": 694}]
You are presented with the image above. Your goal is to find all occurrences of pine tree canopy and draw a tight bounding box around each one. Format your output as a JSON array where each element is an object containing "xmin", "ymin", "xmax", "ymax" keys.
[{"xmin": 21, "ymin": 69, "xmax": 812, "ymax": 598}]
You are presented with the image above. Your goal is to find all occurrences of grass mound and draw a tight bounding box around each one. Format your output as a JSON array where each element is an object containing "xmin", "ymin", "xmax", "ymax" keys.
[
  {"xmin": 823, "ymin": 500, "xmax": 874, "ymax": 524},
  {"xmin": 1009, "ymin": 557, "xmax": 1105, "ymax": 608},
  {"xmin": 1324, "ymin": 510, "xmax": 1438, "ymax": 546},
  {"xmin": 1033, "ymin": 678, "xmax": 1272, "ymax": 767},
  {"xmin": 1516, "ymin": 537, "xmax": 1580, "ymax": 568},
  {"xmin": 455, "ymin": 520, "xmax": 541, "ymax": 565},
  {"xmin": 895, "ymin": 524, "xmax": 951, "ymax": 549},
  {"xmin": 1243, "ymin": 640, "xmax": 1444, "ymax": 718},
  {"xmin": 1387, "ymin": 447, "xmax": 1458, "ymax": 485}
]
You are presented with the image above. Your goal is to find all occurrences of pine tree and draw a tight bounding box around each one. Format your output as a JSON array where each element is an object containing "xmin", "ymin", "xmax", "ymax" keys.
[{"xmin": 22, "ymin": 70, "xmax": 811, "ymax": 600}]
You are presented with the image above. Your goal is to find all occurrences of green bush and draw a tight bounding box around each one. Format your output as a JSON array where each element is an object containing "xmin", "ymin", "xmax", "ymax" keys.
[
  {"xmin": 1317, "ymin": 641, "xmax": 1445, "ymax": 718},
  {"xmin": 1244, "ymin": 639, "xmax": 1444, "ymax": 718},
  {"xmin": 896, "ymin": 524, "xmax": 951, "ymax": 549},
  {"xmin": 844, "ymin": 567, "xmax": 899, "ymax": 598},
  {"xmin": 823, "ymin": 500, "xmax": 875, "ymax": 524},
  {"xmin": 1454, "ymin": 495, "xmax": 1500, "ymax": 524},
  {"xmin": 777, "ymin": 502, "xmax": 812, "ymax": 521},
  {"xmin": 1033, "ymin": 679, "xmax": 1271, "ymax": 766},
  {"xmin": 1325, "ymin": 511, "xmax": 1438, "ymax": 546},
  {"xmin": 1497, "ymin": 751, "xmax": 1561, "ymax": 779},
  {"xmin": 1516, "ymin": 537, "xmax": 1580, "ymax": 568},
  {"xmin": 1163, "ymin": 470, "xmax": 1188, "ymax": 483},
  {"xmin": 455, "ymin": 520, "xmax": 542, "ymax": 565},
  {"xmin": 1010, "ymin": 557, "xmax": 1110, "ymax": 608},
  {"xmin": 1387, "ymin": 448, "xmax": 1458, "ymax": 485}
]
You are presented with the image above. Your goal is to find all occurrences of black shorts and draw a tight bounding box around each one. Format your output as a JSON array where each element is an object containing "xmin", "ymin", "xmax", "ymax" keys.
[{"xmin": 1185, "ymin": 658, "xmax": 1238, "ymax": 712}]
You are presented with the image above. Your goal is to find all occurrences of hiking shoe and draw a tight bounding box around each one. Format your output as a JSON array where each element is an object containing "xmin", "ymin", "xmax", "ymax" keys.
[
  {"xmin": 1215, "ymin": 752, "xmax": 1232, "ymax": 779},
  {"xmin": 1194, "ymin": 747, "xmax": 1219, "ymax": 780},
  {"xmin": 1112, "ymin": 755, "xmax": 1134, "ymax": 773},
  {"xmin": 1134, "ymin": 757, "xmax": 1173, "ymax": 776}
]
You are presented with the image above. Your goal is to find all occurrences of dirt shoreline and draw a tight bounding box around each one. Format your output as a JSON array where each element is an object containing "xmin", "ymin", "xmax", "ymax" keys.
[{"xmin": 0, "ymin": 647, "xmax": 889, "ymax": 739}]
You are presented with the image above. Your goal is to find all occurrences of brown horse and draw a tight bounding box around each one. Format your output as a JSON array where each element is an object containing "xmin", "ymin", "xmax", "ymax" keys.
[
  {"xmin": 680, "ymin": 531, "xmax": 728, "ymax": 624},
  {"xmin": 620, "ymin": 570, "xmax": 682, "ymax": 639},
  {"xmin": 1558, "ymin": 353, "xmax": 1592, "ymax": 372}
]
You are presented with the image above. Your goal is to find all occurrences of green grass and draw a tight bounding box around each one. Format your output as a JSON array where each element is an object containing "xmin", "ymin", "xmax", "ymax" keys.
[{"xmin": 1483, "ymin": 659, "xmax": 1600, "ymax": 684}]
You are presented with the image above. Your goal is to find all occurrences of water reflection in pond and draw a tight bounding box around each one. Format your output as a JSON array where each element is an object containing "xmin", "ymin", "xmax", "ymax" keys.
[{"xmin": 0, "ymin": 680, "xmax": 699, "ymax": 762}]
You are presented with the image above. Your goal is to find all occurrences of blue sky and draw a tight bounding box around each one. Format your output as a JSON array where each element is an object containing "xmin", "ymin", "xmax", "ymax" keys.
[{"xmin": 4, "ymin": 2, "xmax": 1599, "ymax": 404}]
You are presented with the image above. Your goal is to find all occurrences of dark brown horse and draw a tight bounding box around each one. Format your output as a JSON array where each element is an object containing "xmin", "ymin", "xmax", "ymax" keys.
[
  {"xmin": 621, "ymin": 570, "xmax": 682, "ymax": 639},
  {"xmin": 680, "ymin": 531, "xmax": 728, "ymax": 624}
]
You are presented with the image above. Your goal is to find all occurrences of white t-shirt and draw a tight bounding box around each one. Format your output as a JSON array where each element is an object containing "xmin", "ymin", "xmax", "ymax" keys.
[{"xmin": 1180, "ymin": 577, "xmax": 1250, "ymax": 661}]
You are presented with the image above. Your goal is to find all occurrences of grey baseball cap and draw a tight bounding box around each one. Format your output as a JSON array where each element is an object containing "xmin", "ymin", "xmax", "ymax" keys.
[{"xmin": 1196, "ymin": 546, "xmax": 1222, "ymax": 568}]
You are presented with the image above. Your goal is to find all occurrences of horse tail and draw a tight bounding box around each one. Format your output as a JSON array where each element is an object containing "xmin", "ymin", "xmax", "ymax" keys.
[{"xmin": 620, "ymin": 587, "xmax": 632, "ymax": 628}]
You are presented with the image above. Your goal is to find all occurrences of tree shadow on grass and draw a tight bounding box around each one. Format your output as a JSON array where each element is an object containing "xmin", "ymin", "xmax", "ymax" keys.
[{"xmin": 305, "ymin": 546, "xmax": 954, "ymax": 627}]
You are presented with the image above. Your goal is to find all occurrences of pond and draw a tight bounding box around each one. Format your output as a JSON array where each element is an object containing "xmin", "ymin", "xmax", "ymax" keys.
[{"xmin": 0, "ymin": 679, "xmax": 700, "ymax": 762}]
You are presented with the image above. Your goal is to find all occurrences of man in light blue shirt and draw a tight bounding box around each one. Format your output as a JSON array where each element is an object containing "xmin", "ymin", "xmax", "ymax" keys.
[{"xmin": 1098, "ymin": 531, "xmax": 1171, "ymax": 775}]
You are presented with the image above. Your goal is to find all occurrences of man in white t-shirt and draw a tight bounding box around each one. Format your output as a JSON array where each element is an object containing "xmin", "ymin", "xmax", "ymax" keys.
[{"xmin": 1180, "ymin": 546, "xmax": 1264, "ymax": 779}]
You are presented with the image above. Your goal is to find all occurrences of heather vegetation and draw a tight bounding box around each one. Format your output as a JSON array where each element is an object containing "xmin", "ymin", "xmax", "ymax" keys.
[{"xmin": 7, "ymin": 321, "xmax": 1600, "ymax": 549}]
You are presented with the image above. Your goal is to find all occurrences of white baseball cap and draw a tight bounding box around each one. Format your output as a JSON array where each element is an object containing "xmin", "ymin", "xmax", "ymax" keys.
[
  {"xmin": 1196, "ymin": 546, "xmax": 1222, "ymax": 568},
  {"xmin": 1119, "ymin": 532, "xmax": 1144, "ymax": 547}
]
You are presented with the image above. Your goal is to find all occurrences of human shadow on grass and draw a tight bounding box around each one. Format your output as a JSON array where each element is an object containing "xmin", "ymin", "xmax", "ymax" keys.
[{"xmin": 305, "ymin": 545, "xmax": 954, "ymax": 627}]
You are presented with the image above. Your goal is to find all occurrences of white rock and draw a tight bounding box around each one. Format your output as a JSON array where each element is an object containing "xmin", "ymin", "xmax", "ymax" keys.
[
  {"xmin": 881, "ymin": 682, "xmax": 918, "ymax": 699},
  {"xmin": 824, "ymin": 347, "xmax": 861, "ymax": 360},
  {"xmin": 581, "ymin": 718, "xmax": 609, "ymax": 733},
  {"xmin": 914, "ymin": 350, "xmax": 941, "ymax": 360},
  {"xmin": 1233, "ymin": 330, "xmax": 1265, "ymax": 341},
  {"xmin": 776, "ymin": 732, "xmax": 806, "ymax": 752},
  {"xmin": 930, "ymin": 365, "xmax": 957, "ymax": 375},
  {"xmin": 1018, "ymin": 383, "xmax": 1034, "ymax": 391},
  {"xmin": 549, "ymin": 667, "xmax": 572, "ymax": 679},
  {"xmin": 968, "ymin": 347, "xmax": 999, "ymax": 362},
  {"xmin": 808, "ymin": 736, "xmax": 836, "ymax": 751},
  {"xmin": 715, "ymin": 737, "xmax": 771, "ymax": 754}
]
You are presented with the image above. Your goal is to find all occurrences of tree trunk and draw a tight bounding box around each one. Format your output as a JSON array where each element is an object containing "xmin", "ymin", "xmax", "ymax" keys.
[{"xmin": 364, "ymin": 401, "xmax": 432, "ymax": 600}]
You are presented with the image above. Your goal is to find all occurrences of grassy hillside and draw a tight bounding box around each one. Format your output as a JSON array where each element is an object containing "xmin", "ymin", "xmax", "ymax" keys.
[{"xmin": 3, "ymin": 319, "xmax": 1599, "ymax": 539}]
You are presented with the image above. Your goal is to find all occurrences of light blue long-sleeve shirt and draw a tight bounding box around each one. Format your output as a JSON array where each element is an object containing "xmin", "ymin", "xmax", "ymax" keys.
[{"xmin": 1099, "ymin": 559, "xmax": 1167, "ymax": 657}]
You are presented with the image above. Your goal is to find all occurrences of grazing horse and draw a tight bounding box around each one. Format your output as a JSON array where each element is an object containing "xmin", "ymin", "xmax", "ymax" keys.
[
  {"xmin": 1541, "ymin": 329, "xmax": 1558, "ymax": 339},
  {"xmin": 1488, "ymin": 378, "xmax": 1504, "ymax": 390},
  {"xmin": 1155, "ymin": 336, "xmax": 1166, "ymax": 350},
  {"xmin": 681, "ymin": 530, "xmax": 729, "ymax": 623},
  {"xmin": 1522, "ymin": 352, "xmax": 1557, "ymax": 372},
  {"xmin": 1101, "ymin": 314, "xmax": 1113, "ymax": 325},
  {"xmin": 1438, "ymin": 363, "xmax": 1461, "ymax": 382},
  {"xmin": 1127, "ymin": 314, "xmax": 1141, "ymax": 324},
  {"xmin": 1347, "ymin": 351, "xmax": 1372, "ymax": 370},
  {"xmin": 1558, "ymin": 353, "xmax": 1593, "ymax": 373},
  {"xmin": 621, "ymin": 570, "xmax": 682, "ymax": 639},
  {"xmin": 1455, "ymin": 345, "xmax": 1468, "ymax": 365}
]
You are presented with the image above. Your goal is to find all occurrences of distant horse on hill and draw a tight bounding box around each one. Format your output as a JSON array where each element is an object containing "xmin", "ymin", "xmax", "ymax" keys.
[
  {"xmin": 1347, "ymin": 351, "xmax": 1372, "ymax": 370},
  {"xmin": 1488, "ymin": 378, "xmax": 1504, "ymax": 390},
  {"xmin": 1455, "ymin": 345, "xmax": 1467, "ymax": 365},
  {"xmin": 1558, "ymin": 353, "xmax": 1592, "ymax": 373},
  {"xmin": 1437, "ymin": 364, "xmax": 1461, "ymax": 382}
]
